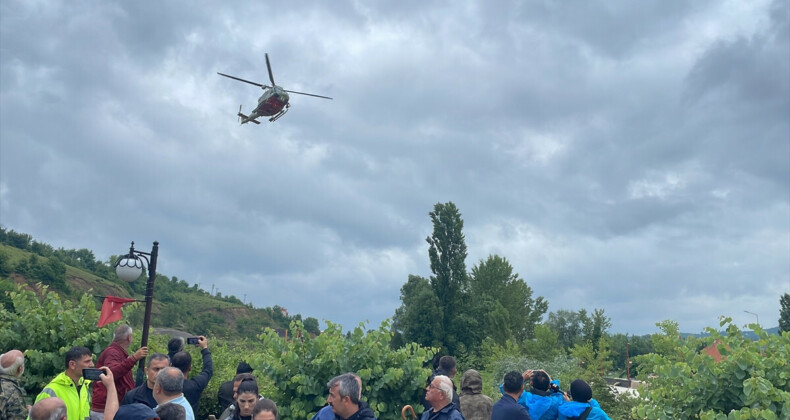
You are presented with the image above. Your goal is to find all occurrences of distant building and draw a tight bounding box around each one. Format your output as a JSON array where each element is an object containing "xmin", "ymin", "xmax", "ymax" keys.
[{"xmin": 702, "ymin": 339, "xmax": 728, "ymax": 362}]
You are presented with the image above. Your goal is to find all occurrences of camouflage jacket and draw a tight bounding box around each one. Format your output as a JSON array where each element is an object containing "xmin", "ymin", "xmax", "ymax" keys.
[{"xmin": 0, "ymin": 372, "xmax": 27, "ymax": 420}]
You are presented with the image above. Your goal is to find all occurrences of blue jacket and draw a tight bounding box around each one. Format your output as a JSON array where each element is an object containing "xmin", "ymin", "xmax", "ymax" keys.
[
  {"xmin": 518, "ymin": 390, "xmax": 563, "ymax": 420},
  {"xmin": 491, "ymin": 394, "xmax": 530, "ymax": 420},
  {"xmin": 557, "ymin": 400, "xmax": 610, "ymax": 420},
  {"xmin": 500, "ymin": 382, "xmax": 563, "ymax": 420},
  {"xmin": 311, "ymin": 405, "xmax": 334, "ymax": 420}
]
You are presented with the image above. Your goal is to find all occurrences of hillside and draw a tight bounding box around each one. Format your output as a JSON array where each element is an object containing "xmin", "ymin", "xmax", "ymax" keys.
[{"xmin": 0, "ymin": 228, "xmax": 320, "ymax": 338}]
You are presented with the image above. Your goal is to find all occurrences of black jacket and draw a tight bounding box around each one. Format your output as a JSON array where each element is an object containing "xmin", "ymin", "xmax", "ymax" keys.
[
  {"xmin": 183, "ymin": 348, "xmax": 213, "ymax": 414},
  {"xmin": 336, "ymin": 401, "xmax": 377, "ymax": 420},
  {"xmin": 217, "ymin": 380, "xmax": 234, "ymax": 413},
  {"xmin": 120, "ymin": 385, "xmax": 156, "ymax": 408}
]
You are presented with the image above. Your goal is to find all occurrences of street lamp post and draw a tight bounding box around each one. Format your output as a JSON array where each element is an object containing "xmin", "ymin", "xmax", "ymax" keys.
[
  {"xmin": 115, "ymin": 241, "xmax": 159, "ymax": 386},
  {"xmin": 744, "ymin": 310, "xmax": 759, "ymax": 327}
]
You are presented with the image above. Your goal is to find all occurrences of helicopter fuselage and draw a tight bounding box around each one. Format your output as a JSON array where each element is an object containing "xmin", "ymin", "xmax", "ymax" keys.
[{"xmin": 255, "ymin": 86, "xmax": 290, "ymax": 116}]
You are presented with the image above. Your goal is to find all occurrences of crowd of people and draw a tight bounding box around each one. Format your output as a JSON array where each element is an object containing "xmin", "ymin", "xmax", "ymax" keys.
[
  {"xmin": 1, "ymin": 328, "xmax": 610, "ymax": 420},
  {"xmin": 419, "ymin": 356, "xmax": 611, "ymax": 420}
]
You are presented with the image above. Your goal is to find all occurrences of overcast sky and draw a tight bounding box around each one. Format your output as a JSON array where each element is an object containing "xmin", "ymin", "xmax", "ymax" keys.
[{"xmin": 1, "ymin": 1, "xmax": 788, "ymax": 336}]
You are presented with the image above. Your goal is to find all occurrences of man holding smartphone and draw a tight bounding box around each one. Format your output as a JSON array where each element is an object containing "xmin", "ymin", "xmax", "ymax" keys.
[
  {"xmin": 171, "ymin": 336, "xmax": 213, "ymax": 415},
  {"xmin": 34, "ymin": 347, "xmax": 95, "ymax": 420},
  {"xmin": 90, "ymin": 325, "xmax": 148, "ymax": 420}
]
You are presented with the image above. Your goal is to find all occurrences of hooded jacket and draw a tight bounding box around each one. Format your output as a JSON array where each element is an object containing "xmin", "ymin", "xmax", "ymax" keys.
[
  {"xmin": 35, "ymin": 372, "xmax": 91, "ymax": 420},
  {"xmin": 518, "ymin": 388, "xmax": 564, "ymax": 420},
  {"xmin": 557, "ymin": 400, "xmax": 610, "ymax": 420},
  {"xmin": 459, "ymin": 370, "xmax": 492, "ymax": 420}
]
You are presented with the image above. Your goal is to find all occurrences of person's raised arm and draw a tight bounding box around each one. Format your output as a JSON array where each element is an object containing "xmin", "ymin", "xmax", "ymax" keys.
[{"xmin": 100, "ymin": 368, "xmax": 119, "ymax": 420}]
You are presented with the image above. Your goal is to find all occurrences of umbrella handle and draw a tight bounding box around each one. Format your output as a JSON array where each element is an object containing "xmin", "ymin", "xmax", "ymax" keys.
[{"xmin": 401, "ymin": 405, "xmax": 417, "ymax": 420}]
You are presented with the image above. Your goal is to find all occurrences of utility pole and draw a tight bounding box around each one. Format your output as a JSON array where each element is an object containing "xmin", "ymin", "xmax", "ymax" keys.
[{"xmin": 626, "ymin": 341, "xmax": 631, "ymax": 381}]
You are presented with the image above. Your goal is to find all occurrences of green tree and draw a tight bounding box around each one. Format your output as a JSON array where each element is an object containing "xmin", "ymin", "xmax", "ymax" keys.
[
  {"xmin": 780, "ymin": 293, "xmax": 790, "ymax": 333},
  {"xmin": 392, "ymin": 275, "xmax": 443, "ymax": 348},
  {"xmin": 426, "ymin": 202, "xmax": 468, "ymax": 354},
  {"xmin": 545, "ymin": 309, "xmax": 587, "ymax": 351},
  {"xmin": 468, "ymin": 255, "xmax": 548, "ymax": 343},
  {"xmin": 521, "ymin": 324, "xmax": 562, "ymax": 361},
  {"xmin": 582, "ymin": 308, "xmax": 611, "ymax": 354},
  {"xmin": 304, "ymin": 317, "xmax": 321, "ymax": 335}
]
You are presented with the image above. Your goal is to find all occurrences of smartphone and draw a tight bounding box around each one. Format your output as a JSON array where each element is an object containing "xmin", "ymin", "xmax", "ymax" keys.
[
  {"xmin": 187, "ymin": 337, "xmax": 199, "ymax": 345},
  {"xmin": 83, "ymin": 368, "xmax": 105, "ymax": 381}
]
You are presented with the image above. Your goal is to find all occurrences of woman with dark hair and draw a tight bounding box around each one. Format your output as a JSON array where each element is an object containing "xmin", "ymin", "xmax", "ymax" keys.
[
  {"xmin": 252, "ymin": 399, "xmax": 279, "ymax": 420},
  {"xmin": 219, "ymin": 379, "xmax": 261, "ymax": 420}
]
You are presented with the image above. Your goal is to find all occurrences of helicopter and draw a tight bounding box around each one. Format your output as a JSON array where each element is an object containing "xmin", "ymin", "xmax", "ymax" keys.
[{"xmin": 217, "ymin": 53, "xmax": 332, "ymax": 124}]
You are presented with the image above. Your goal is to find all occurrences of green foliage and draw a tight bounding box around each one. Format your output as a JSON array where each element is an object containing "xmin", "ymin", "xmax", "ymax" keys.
[
  {"xmin": 303, "ymin": 317, "xmax": 321, "ymax": 335},
  {"xmin": 392, "ymin": 275, "xmax": 443, "ymax": 348},
  {"xmin": 780, "ymin": 293, "xmax": 790, "ymax": 334},
  {"xmin": 393, "ymin": 203, "xmax": 547, "ymax": 357},
  {"xmin": 426, "ymin": 202, "xmax": 469, "ymax": 355},
  {"xmin": 468, "ymin": 255, "xmax": 548, "ymax": 343},
  {"xmin": 0, "ymin": 249, "xmax": 12, "ymax": 276},
  {"xmin": 546, "ymin": 309, "xmax": 588, "ymax": 351},
  {"xmin": 478, "ymin": 343, "xmax": 584, "ymax": 400},
  {"xmin": 250, "ymin": 319, "xmax": 436, "ymax": 420},
  {"xmin": 521, "ymin": 324, "xmax": 562, "ymax": 361},
  {"xmin": 609, "ymin": 333, "xmax": 654, "ymax": 378},
  {"xmin": 0, "ymin": 284, "xmax": 112, "ymax": 395},
  {"xmin": 570, "ymin": 338, "xmax": 613, "ymax": 380},
  {"xmin": 633, "ymin": 317, "xmax": 790, "ymax": 419},
  {"xmin": 546, "ymin": 308, "xmax": 611, "ymax": 354}
]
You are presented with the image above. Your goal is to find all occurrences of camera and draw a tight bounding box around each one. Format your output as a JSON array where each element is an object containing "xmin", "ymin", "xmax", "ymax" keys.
[
  {"xmin": 549, "ymin": 383, "xmax": 562, "ymax": 394},
  {"xmin": 187, "ymin": 337, "xmax": 199, "ymax": 345},
  {"xmin": 82, "ymin": 368, "xmax": 106, "ymax": 381}
]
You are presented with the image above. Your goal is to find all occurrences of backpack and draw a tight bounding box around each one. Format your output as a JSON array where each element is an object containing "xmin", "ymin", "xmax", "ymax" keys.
[{"xmin": 573, "ymin": 406, "xmax": 593, "ymax": 420}]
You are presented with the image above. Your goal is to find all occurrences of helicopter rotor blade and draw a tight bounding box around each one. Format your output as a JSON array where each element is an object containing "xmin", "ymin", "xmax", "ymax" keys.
[
  {"xmin": 284, "ymin": 89, "xmax": 333, "ymax": 100},
  {"xmin": 217, "ymin": 72, "xmax": 269, "ymax": 89},
  {"xmin": 265, "ymin": 53, "xmax": 276, "ymax": 86}
]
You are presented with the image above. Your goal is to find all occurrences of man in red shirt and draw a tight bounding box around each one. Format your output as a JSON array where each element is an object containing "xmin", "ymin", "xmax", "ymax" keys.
[{"xmin": 90, "ymin": 324, "xmax": 148, "ymax": 420}]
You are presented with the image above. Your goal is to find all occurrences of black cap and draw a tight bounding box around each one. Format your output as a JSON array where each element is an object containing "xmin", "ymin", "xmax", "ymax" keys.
[
  {"xmin": 236, "ymin": 361, "xmax": 253, "ymax": 374},
  {"xmin": 115, "ymin": 403, "xmax": 158, "ymax": 420},
  {"xmin": 570, "ymin": 379, "xmax": 592, "ymax": 402}
]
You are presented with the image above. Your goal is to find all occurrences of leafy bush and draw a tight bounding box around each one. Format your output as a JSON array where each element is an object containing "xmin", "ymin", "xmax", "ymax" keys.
[
  {"xmin": 249, "ymin": 319, "xmax": 436, "ymax": 420},
  {"xmin": 633, "ymin": 318, "xmax": 789, "ymax": 419},
  {"xmin": 0, "ymin": 284, "xmax": 111, "ymax": 395}
]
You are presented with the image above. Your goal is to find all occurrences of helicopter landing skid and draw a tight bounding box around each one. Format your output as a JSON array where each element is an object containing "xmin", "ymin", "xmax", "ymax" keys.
[{"xmin": 269, "ymin": 104, "xmax": 290, "ymax": 122}]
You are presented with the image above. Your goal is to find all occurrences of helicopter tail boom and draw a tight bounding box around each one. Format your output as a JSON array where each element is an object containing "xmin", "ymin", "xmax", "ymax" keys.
[{"xmin": 237, "ymin": 105, "xmax": 261, "ymax": 125}]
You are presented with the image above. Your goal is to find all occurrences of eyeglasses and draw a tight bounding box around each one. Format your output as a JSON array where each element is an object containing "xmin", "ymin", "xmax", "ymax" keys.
[{"xmin": 428, "ymin": 384, "xmax": 440, "ymax": 390}]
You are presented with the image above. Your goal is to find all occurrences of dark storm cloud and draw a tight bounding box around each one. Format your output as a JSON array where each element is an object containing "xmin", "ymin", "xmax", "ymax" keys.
[{"xmin": 1, "ymin": 0, "xmax": 787, "ymax": 334}]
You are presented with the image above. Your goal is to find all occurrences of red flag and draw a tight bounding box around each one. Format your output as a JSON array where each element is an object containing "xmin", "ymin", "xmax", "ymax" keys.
[{"xmin": 97, "ymin": 296, "xmax": 137, "ymax": 327}]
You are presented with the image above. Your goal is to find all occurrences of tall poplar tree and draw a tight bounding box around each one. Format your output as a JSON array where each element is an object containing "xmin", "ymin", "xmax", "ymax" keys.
[{"xmin": 426, "ymin": 202, "xmax": 469, "ymax": 353}]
